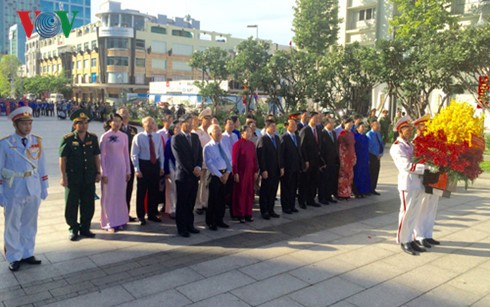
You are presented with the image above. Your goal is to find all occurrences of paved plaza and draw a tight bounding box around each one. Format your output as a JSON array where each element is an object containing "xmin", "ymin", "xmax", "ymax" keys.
[{"xmin": 0, "ymin": 116, "xmax": 489, "ymax": 307}]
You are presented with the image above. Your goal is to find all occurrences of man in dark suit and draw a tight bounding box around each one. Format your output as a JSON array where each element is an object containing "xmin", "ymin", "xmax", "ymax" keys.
[
  {"xmin": 256, "ymin": 119, "xmax": 283, "ymax": 220},
  {"xmin": 299, "ymin": 112, "xmax": 322, "ymax": 208},
  {"xmin": 279, "ymin": 117, "xmax": 302, "ymax": 214},
  {"xmin": 319, "ymin": 117, "xmax": 340, "ymax": 204},
  {"xmin": 296, "ymin": 110, "xmax": 309, "ymax": 131},
  {"xmin": 171, "ymin": 114, "xmax": 203, "ymax": 237},
  {"xmin": 118, "ymin": 107, "xmax": 138, "ymax": 222}
]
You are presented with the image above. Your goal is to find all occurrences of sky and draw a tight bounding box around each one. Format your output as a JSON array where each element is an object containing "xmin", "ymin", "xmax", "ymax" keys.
[{"xmin": 91, "ymin": 0, "xmax": 296, "ymax": 45}]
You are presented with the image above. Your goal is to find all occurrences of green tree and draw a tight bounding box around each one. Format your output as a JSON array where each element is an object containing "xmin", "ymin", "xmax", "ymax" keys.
[
  {"xmin": 0, "ymin": 55, "xmax": 21, "ymax": 97},
  {"xmin": 189, "ymin": 47, "xmax": 230, "ymax": 114},
  {"xmin": 228, "ymin": 37, "xmax": 271, "ymax": 113},
  {"xmin": 267, "ymin": 49, "xmax": 314, "ymax": 112},
  {"xmin": 292, "ymin": 0, "xmax": 340, "ymax": 56},
  {"xmin": 375, "ymin": 0, "xmax": 461, "ymax": 118}
]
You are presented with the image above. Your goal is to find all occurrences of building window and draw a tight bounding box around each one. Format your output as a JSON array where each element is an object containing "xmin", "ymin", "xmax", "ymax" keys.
[
  {"xmin": 84, "ymin": 59, "xmax": 89, "ymax": 68},
  {"xmin": 151, "ymin": 59, "xmax": 166, "ymax": 69},
  {"xmin": 151, "ymin": 41, "xmax": 167, "ymax": 53},
  {"xmin": 91, "ymin": 58, "xmax": 96, "ymax": 67},
  {"xmin": 135, "ymin": 39, "xmax": 145, "ymax": 50},
  {"xmin": 151, "ymin": 26, "xmax": 167, "ymax": 34},
  {"xmin": 171, "ymin": 29, "xmax": 193, "ymax": 38},
  {"xmin": 121, "ymin": 14, "xmax": 132, "ymax": 27},
  {"xmin": 359, "ymin": 8, "xmax": 375, "ymax": 21},
  {"xmin": 172, "ymin": 44, "xmax": 193, "ymax": 56},
  {"xmin": 107, "ymin": 37, "xmax": 128, "ymax": 49},
  {"xmin": 107, "ymin": 72, "xmax": 129, "ymax": 84},
  {"xmin": 135, "ymin": 58, "xmax": 145, "ymax": 67},
  {"xmin": 91, "ymin": 40, "xmax": 97, "ymax": 49},
  {"xmin": 77, "ymin": 43, "xmax": 82, "ymax": 51},
  {"xmin": 107, "ymin": 56, "xmax": 129, "ymax": 66},
  {"xmin": 84, "ymin": 42, "xmax": 89, "ymax": 51},
  {"xmin": 172, "ymin": 61, "xmax": 192, "ymax": 72},
  {"xmin": 58, "ymin": 64, "xmax": 62, "ymax": 71},
  {"xmin": 77, "ymin": 61, "xmax": 81, "ymax": 69},
  {"xmin": 91, "ymin": 73, "xmax": 97, "ymax": 83}
]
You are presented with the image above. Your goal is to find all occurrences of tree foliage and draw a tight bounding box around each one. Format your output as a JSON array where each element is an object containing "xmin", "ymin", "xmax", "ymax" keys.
[
  {"xmin": 292, "ymin": 0, "xmax": 340, "ymax": 56},
  {"xmin": 0, "ymin": 55, "xmax": 21, "ymax": 97},
  {"xmin": 374, "ymin": 0, "xmax": 462, "ymax": 118},
  {"xmin": 267, "ymin": 49, "xmax": 314, "ymax": 111},
  {"xmin": 189, "ymin": 47, "xmax": 231, "ymax": 113},
  {"xmin": 227, "ymin": 38, "xmax": 271, "ymax": 113}
]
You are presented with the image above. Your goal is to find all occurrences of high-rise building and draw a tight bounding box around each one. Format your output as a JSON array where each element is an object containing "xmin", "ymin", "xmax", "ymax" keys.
[
  {"xmin": 40, "ymin": 0, "xmax": 91, "ymax": 29},
  {"xmin": 3, "ymin": 0, "xmax": 90, "ymax": 61},
  {"xmin": 0, "ymin": 0, "xmax": 39, "ymax": 55},
  {"xmin": 8, "ymin": 24, "xmax": 26, "ymax": 63}
]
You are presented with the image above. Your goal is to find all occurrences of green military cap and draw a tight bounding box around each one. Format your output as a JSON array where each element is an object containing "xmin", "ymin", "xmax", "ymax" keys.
[{"xmin": 70, "ymin": 109, "xmax": 91, "ymax": 124}]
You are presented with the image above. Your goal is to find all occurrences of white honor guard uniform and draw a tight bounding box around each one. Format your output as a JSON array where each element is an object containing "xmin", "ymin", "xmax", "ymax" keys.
[
  {"xmin": 389, "ymin": 116, "xmax": 425, "ymax": 245},
  {"xmin": 0, "ymin": 107, "xmax": 48, "ymax": 268},
  {"xmin": 412, "ymin": 114, "xmax": 440, "ymax": 243}
]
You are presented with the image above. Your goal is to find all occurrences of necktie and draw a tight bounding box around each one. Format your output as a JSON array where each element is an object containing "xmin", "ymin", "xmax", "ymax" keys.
[
  {"xmin": 291, "ymin": 134, "xmax": 297, "ymax": 147},
  {"xmin": 148, "ymin": 134, "xmax": 157, "ymax": 164},
  {"xmin": 328, "ymin": 131, "xmax": 334, "ymax": 142},
  {"xmin": 270, "ymin": 135, "xmax": 276, "ymax": 148},
  {"xmin": 313, "ymin": 127, "xmax": 318, "ymax": 144},
  {"xmin": 186, "ymin": 134, "xmax": 192, "ymax": 146},
  {"xmin": 218, "ymin": 143, "xmax": 232, "ymax": 172},
  {"xmin": 377, "ymin": 133, "xmax": 384, "ymax": 154},
  {"xmin": 22, "ymin": 137, "xmax": 27, "ymax": 147}
]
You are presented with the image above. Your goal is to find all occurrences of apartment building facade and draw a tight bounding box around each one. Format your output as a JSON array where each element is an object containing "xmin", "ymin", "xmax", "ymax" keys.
[{"xmin": 337, "ymin": 0, "xmax": 489, "ymax": 115}]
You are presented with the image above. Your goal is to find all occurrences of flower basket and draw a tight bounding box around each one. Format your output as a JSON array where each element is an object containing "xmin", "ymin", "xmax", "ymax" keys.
[{"xmin": 428, "ymin": 172, "xmax": 457, "ymax": 198}]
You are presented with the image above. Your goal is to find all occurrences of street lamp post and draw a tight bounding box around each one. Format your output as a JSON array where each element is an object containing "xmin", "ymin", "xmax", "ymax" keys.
[{"xmin": 247, "ymin": 24, "xmax": 258, "ymax": 40}]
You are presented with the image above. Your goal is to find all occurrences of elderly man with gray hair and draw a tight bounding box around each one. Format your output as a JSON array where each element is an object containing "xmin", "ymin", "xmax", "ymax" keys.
[{"xmin": 203, "ymin": 124, "xmax": 232, "ymax": 231}]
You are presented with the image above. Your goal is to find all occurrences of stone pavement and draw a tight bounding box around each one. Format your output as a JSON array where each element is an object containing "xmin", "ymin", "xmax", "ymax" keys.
[{"xmin": 0, "ymin": 117, "xmax": 489, "ymax": 306}]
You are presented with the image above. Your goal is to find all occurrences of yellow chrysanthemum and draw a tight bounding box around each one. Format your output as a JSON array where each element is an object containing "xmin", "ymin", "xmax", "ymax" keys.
[{"xmin": 425, "ymin": 100, "xmax": 485, "ymax": 146}]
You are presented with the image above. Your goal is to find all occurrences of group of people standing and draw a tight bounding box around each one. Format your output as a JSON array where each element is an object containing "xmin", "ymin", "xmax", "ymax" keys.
[{"xmin": 0, "ymin": 105, "xmax": 440, "ymax": 271}]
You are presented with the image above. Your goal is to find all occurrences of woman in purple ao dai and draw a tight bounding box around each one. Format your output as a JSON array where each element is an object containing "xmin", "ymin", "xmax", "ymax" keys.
[{"xmin": 100, "ymin": 113, "xmax": 131, "ymax": 231}]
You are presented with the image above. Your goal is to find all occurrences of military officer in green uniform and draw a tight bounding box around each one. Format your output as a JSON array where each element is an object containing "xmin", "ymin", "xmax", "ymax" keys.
[{"xmin": 59, "ymin": 109, "xmax": 101, "ymax": 241}]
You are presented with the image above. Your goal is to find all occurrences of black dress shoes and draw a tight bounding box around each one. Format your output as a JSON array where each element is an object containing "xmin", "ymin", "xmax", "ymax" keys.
[
  {"xmin": 291, "ymin": 208, "xmax": 299, "ymax": 213},
  {"xmin": 80, "ymin": 230, "xmax": 96, "ymax": 238},
  {"xmin": 69, "ymin": 232, "xmax": 79, "ymax": 241},
  {"xmin": 371, "ymin": 191, "xmax": 381, "ymax": 196},
  {"xmin": 401, "ymin": 243, "xmax": 418, "ymax": 255},
  {"xmin": 179, "ymin": 232, "xmax": 190, "ymax": 238},
  {"xmin": 426, "ymin": 238, "xmax": 440, "ymax": 245},
  {"xmin": 326, "ymin": 198, "xmax": 338, "ymax": 204},
  {"xmin": 188, "ymin": 227, "xmax": 200, "ymax": 234},
  {"xmin": 270, "ymin": 212, "xmax": 280, "ymax": 218},
  {"xmin": 410, "ymin": 241, "xmax": 427, "ymax": 252},
  {"xmin": 8, "ymin": 261, "xmax": 21, "ymax": 271},
  {"xmin": 21, "ymin": 256, "xmax": 42, "ymax": 265},
  {"xmin": 148, "ymin": 216, "xmax": 162, "ymax": 223},
  {"xmin": 319, "ymin": 200, "xmax": 330, "ymax": 205},
  {"xmin": 262, "ymin": 213, "xmax": 271, "ymax": 220},
  {"xmin": 128, "ymin": 216, "xmax": 137, "ymax": 222},
  {"xmin": 308, "ymin": 202, "xmax": 321, "ymax": 207},
  {"xmin": 139, "ymin": 219, "xmax": 147, "ymax": 226},
  {"xmin": 282, "ymin": 209, "xmax": 292, "ymax": 214},
  {"xmin": 217, "ymin": 222, "xmax": 229, "ymax": 228},
  {"xmin": 208, "ymin": 225, "xmax": 218, "ymax": 231},
  {"xmin": 417, "ymin": 239, "xmax": 432, "ymax": 248},
  {"xmin": 298, "ymin": 203, "xmax": 307, "ymax": 209}
]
